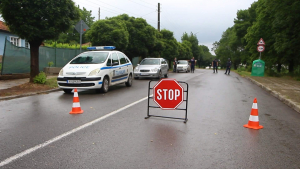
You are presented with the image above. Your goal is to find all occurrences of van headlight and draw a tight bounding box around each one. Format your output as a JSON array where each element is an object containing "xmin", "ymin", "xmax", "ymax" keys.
[
  {"xmin": 59, "ymin": 69, "xmax": 63, "ymax": 76},
  {"xmin": 151, "ymin": 68, "xmax": 159, "ymax": 72},
  {"xmin": 88, "ymin": 69, "xmax": 101, "ymax": 76},
  {"xmin": 134, "ymin": 66, "xmax": 139, "ymax": 72}
]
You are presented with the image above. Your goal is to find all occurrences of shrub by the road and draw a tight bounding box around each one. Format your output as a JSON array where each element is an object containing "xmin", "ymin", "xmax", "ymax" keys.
[{"xmin": 34, "ymin": 71, "xmax": 47, "ymax": 84}]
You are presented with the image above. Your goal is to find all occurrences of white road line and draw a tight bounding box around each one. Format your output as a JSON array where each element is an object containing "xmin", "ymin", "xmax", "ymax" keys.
[{"xmin": 0, "ymin": 96, "xmax": 149, "ymax": 167}]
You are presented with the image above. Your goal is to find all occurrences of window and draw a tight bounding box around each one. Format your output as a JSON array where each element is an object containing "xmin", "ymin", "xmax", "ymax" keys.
[
  {"xmin": 10, "ymin": 36, "xmax": 20, "ymax": 47},
  {"xmin": 106, "ymin": 55, "xmax": 112, "ymax": 66},
  {"xmin": 70, "ymin": 52, "xmax": 109, "ymax": 64},
  {"xmin": 112, "ymin": 52, "xmax": 119, "ymax": 65},
  {"xmin": 118, "ymin": 53, "xmax": 127, "ymax": 64},
  {"xmin": 25, "ymin": 40, "xmax": 30, "ymax": 48}
]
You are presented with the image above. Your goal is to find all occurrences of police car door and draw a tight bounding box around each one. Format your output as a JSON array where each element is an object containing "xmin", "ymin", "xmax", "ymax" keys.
[
  {"xmin": 117, "ymin": 52, "xmax": 130, "ymax": 82},
  {"xmin": 111, "ymin": 52, "xmax": 125, "ymax": 85}
]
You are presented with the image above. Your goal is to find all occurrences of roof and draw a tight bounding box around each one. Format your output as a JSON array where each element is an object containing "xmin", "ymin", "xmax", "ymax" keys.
[{"xmin": 0, "ymin": 21, "xmax": 9, "ymax": 32}]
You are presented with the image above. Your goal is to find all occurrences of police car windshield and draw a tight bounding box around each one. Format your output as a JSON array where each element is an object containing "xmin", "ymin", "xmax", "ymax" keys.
[
  {"xmin": 140, "ymin": 59, "xmax": 160, "ymax": 65},
  {"xmin": 178, "ymin": 60, "xmax": 188, "ymax": 64},
  {"xmin": 70, "ymin": 52, "xmax": 109, "ymax": 64}
]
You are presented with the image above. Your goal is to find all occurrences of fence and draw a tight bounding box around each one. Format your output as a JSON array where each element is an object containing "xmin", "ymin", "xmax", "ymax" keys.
[{"xmin": 1, "ymin": 39, "xmax": 86, "ymax": 75}]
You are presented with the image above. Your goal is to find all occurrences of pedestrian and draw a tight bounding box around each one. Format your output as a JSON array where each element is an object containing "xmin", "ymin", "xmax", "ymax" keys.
[
  {"xmin": 224, "ymin": 58, "xmax": 231, "ymax": 75},
  {"xmin": 212, "ymin": 58, "xmax": 218, "ymax": 73},
  {"xmin": 190, "ymin": 57, "xmax": 196, "ymax": 73},
  {"xmin": 173, "ymin": 57, "xmax": 177, "ymax": 73}
]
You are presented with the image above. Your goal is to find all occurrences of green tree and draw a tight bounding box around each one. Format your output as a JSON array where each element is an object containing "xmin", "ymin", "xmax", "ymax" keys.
[
  {"xmin": 199, "ymin": 45, "xmax": 214, "ymax": 67},
  {"xmin": 181, "ymin": 32, "xmax": 200, "ymax": 60},
  {"xmin": 0, "ymin": 0, "xmax": 80, "ymax": 82},
  {"xmin": 267, "ymin": 0, "xmax": 300, "ymax": 73},
  {"xmin": 51, "ymin": 6, "xmax": 95, "ymax": 45},
  {"xmin": 85, "ymin": 19, "xmax": 129, "ymax": 51},
  {"xmin": 177, "ymin": 40, "xmax": 192, "ymax": 60},
  {"xmin": 159, "ymin": 29, "xmax": 179, "ymax": 65},
  {"xmin": 110, "ymin": 14, "xmax": 158, "ymax": 60}
]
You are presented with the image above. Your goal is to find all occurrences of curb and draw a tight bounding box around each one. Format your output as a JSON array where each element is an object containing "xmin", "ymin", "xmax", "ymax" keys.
[
  {"xmin": 0, "ymin": 88, "xmax": 61, "ymax": 101},
  {"xmin": 245, "ymin": 76, "xmax": 300, "ymax": 114}
]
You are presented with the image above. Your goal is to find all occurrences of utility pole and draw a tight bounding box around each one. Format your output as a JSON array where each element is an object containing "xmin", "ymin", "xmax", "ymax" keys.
[
  {"xmin": 157, "ymin": 3, "xmax": 160, "ymax": 31},
  {"xmin": 98, "ymin": 7, "xmax": 100, "ymax": 20}
]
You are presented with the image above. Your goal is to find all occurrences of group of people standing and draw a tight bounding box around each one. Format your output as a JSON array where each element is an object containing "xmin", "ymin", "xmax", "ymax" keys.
[
  {"xmin": 212, "ymin": 58, "xmax": 231, "ymax": 75},
  {"xmin": 173, "ymin": 57, "xmax": 196, "ymax": 73},
  {"xmin": 173, "ymin": 57, "xmax": 232, "ymax": 75}
]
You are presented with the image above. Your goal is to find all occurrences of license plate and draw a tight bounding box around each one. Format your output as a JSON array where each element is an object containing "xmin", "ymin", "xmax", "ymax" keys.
[
  {"xmin": 67, "ymin": 80, "xmax": 81, "ymax": 84},
  {"xmin": 140, "ymin": 73, "xmax": 149, "ymax": 76}
]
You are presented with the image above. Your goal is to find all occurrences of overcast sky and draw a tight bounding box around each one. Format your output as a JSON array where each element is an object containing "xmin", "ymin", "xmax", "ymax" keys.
[{"xmin": 72, "ymin": 0, "xmax": 257, "ymax": 55}]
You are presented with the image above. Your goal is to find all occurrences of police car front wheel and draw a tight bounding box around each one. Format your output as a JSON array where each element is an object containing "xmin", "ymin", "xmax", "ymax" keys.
[
  {"xmin": 125, "ymin": 74, "xmax": 132, "ymax": 87},
  {"xmin": 101, "ymin": 77, "xmax": 109, "ymax": 93}
]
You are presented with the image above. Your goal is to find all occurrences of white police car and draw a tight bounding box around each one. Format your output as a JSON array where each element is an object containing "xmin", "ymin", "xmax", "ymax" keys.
[{"xmin": 57, "ymin": 46, "xmax": 133, "ymax": 93}]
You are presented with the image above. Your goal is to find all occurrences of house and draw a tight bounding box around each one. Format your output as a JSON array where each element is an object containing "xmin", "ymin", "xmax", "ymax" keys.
[{"xmin": 0, "ymin": 20, "xmax": 29, "ymax": 58}]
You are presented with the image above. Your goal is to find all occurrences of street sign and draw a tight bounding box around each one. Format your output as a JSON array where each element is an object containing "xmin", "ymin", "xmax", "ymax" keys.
[
  {"xmin": 257, "ymin": 45, "xmax": 265, "ymax": 52},
  {"xmin": 257, "ymin": 38, "xmax": 265, "ymax": 45},
  {"xmin": 153, "ymin": 79, "xmax": 184, "ymax": 110},
  {"xmin": 75, "ymin": 20, "xmax": 89, "ymax": 33},
  {"xmin": 74, "ymin": 20, "xmax": 90, "ymax": 53}
]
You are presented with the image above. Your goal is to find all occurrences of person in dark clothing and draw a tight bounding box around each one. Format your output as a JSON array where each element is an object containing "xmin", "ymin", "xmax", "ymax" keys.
[
  {"xmin": 224, "ymin": 58, "xmax": 231, "ymax": 75},
  {"xmin": 173, "ymin": 57, "xmax": 177, "ymax": 72},
  {"xmin": 190, "ymin": 57, "xmax": 196, "ymax": 73},
  {"xmin": 212, "ymin": 59, "xmax": 218, "ymax": 73}
]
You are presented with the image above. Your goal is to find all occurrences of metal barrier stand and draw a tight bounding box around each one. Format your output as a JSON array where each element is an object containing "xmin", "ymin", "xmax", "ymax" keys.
[{"xmin": 145, "ymin": 80, "xmax": 189, "ymax": 123}]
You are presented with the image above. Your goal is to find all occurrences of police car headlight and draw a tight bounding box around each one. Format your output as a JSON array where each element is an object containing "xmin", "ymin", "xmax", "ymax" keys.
[
  {"xmin": 151, "ymin": 68, "xmax": 159, "ymax": 72},
  {"xmin": 59, "ymin": 69, "xmax": 63, "ymax": 76},
  {"xmin": 88, "ymin": 69, "xmax": 100, "ymax": 76}
]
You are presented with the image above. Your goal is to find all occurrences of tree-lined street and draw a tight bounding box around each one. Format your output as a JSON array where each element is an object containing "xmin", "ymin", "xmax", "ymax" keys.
[{"xmin": 1, "ymin": 70, "xmax": 299, "ymax": 168}]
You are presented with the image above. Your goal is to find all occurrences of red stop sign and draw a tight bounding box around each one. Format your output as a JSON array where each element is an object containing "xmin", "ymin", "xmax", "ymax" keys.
[{"xmin": 153, "ymin": 79, "xmax": 184, "ymax": 109}]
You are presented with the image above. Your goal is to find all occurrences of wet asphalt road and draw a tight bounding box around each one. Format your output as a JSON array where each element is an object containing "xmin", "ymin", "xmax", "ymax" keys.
[{"xmin": 0, "ymin": 69, "xmax": 300, "ymax": 169}]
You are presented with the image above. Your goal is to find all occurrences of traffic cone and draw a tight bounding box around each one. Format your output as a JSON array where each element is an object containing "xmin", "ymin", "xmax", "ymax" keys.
[
  {"xmin": 69, "ymin": 88, "xmax": 84, "ymax": 114},
  {"xmin": 243, "ymin": 98, "xmax": 263, "ymax": 129}
]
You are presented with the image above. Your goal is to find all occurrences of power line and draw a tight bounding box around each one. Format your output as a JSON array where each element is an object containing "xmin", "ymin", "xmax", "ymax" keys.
[
  {"xmin": 127, "ymin": 0, "xmax": 156, "ymax": 10},
  {"xmin": 139, "ymin": 0, "xmax": 156, "ymax": 7}
]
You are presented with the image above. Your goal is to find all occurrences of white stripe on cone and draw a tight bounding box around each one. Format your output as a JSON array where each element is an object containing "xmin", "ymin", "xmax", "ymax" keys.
[
  {"xmin": 252, "ymin": 103, "xmax": 258, "ymax": 109},
  {"xmin": 249, "ymin": 115, "xmax": 259, "ymax": 122},
  {"xmin": 74, "ymin": 92, "xmax": 78, "ymax": 97},
  {"xmin": 73, "ymin": 102, "xmax": 81, "ymax": 108}
]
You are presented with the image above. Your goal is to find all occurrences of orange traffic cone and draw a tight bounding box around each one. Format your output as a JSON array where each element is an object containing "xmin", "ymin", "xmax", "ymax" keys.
[
  {"xmin": 243, "ymin": 98, "xmax": 263, "ymax": 129},
  {"xmin": 69, "ymin": 88, "xmax": 84, "ymax": 114}
]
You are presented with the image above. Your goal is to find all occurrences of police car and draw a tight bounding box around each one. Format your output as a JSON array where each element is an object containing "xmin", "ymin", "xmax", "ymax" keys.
[{"xmin": 57, "ymin": 46, "xmax": 133, "ymax": 93}]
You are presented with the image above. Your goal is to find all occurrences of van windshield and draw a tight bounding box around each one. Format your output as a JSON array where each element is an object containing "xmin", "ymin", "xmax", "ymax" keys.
[{"xmin": 70, "ymin": 52, "xmax": 109, "ymax": 64}]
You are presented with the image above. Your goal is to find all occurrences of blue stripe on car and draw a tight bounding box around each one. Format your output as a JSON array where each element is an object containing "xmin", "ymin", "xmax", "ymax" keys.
[
  {"xmin": 111, "ymin": 76, "xmax": 128, "ymax": 82},
  {"xmin": 101, "ymin": 63, "xmax": 132, "ymax": 70}
]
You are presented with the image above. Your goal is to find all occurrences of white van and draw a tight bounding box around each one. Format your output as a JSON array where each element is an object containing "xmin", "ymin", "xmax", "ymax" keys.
[{"xmin": 57, "ymin": 46, "xmax": 133, "ymax": 93}]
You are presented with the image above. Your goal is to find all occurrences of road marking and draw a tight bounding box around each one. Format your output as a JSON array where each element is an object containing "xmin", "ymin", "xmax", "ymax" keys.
[{"xmin": 0, "ymin": 96, "xmax": 150, "ymax": 167}]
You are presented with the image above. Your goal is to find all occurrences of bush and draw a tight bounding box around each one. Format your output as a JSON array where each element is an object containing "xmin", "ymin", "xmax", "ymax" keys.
[
  {"xmin": 48, "ymin": 61, "xmax": 54, "ymax": 67},
  {"xmin": 34, "ymin": 71, "xmax": 47, "ymax": 84},
  {"xmin": 237, "ymin": 66, "xmax": 246, "ymax": 72}
]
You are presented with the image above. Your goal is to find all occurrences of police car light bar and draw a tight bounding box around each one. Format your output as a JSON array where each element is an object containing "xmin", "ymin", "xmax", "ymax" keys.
[{"xmin": 87, "ymin": 46, "xmax": 116, "ymax": 50}]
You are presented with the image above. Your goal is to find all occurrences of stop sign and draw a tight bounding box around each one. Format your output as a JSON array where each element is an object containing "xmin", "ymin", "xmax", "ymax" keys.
[{"xmin": 153, "ymin": 79, "xmax": 184, "ymax": 109}]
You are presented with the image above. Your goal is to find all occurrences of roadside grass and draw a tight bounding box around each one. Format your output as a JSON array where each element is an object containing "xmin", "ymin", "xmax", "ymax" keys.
[
  {"xmin": 233, "ymin": 69, "xmax": 251, "ymax": 77},
  {"xmin": 45, "ymin": 77, "xmax": 58, "ymax": 88}
]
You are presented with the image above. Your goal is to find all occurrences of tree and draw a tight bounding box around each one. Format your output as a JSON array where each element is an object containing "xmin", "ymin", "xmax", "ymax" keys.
[
  {"xmin": 110, "ymin": 14, "xmax": 158, "ymax": 60},
  {"xmin": 0, "ymin": 0, "xmax": 80, "ymax": 82},
  {"xmin": 181, "ymin": 32, "xmax": 200, "ymax": 60},
  {"xmin": 48, "ymin": 6, "xmax": 95, "ymax": 45},
  {"xmin": 85, "ymin": 19, "xmax": 129, "ymax": 51},
  {"xmin": 159, "ymin": 29, "xmax": 179, "ymax": 65},
  {"xmin": 267, "ymin": 0, "xmax": 300, "ymax": 73}
]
